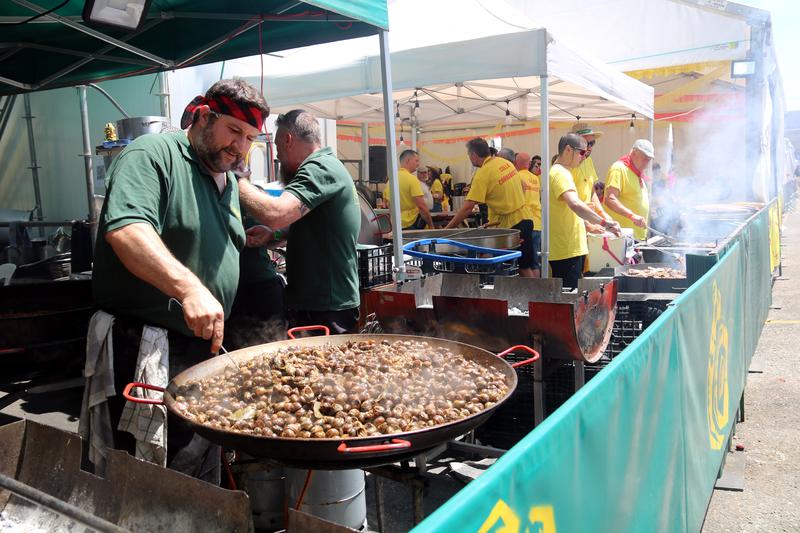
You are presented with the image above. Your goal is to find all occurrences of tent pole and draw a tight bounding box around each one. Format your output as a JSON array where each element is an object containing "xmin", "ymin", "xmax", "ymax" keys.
[
  {"xmin": 378, "ymin": 30, "xmax": 405, "ymax": 282},
  {"xmin": 648, "ymin": 117, "xmax": 654, "ymax": 143},
  {"xmin": 77, "ymin": 85, "xmax": 98, "ymax": 249},
  {"xmin": 361, "ymin": 122, "xmax": 370, "ymax": 183},
  {"xmin": 411, "ymin": 123, "xmax": 417, "ymax": 151},
  {"xmin": 22, "ymin": 94, "xmax": 44, "ymax": 237},
  {"xmin": 539, "ymin": 75, "xmax": 550, "ymax": 278}
]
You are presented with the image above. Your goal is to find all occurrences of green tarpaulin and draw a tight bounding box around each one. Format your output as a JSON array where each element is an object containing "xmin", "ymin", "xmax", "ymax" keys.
[
  {"xmin": 0, "ymin": 0, "xmax": 388, "ymax": 94},
  {"xmin": 415, "ymin": 203, "xmax": 774, "ymax": 533}
]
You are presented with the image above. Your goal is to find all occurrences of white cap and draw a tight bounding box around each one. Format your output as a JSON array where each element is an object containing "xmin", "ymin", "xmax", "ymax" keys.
[{"xmin": 632, "ymin": 139, "xmax": 655, "ymax": 159}]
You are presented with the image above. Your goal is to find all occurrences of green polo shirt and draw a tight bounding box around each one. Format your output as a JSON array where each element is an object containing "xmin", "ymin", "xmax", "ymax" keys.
[
  {"xmin": 92, "ymin": 132, "xmax": 245, "ymax": 336},
  {"xmin": 283, "ymin": 147, "xmax": 360, "ymax": 311}
]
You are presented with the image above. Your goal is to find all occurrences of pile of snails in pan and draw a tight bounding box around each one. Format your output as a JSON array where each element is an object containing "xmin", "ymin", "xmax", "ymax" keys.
[{"xmin": 174, "ymin": 339, "xmax": 509, "ymax": 439}]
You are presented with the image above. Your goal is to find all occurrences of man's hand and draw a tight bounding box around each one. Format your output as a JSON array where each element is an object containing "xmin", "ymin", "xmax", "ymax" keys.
[
  {"xmin": 630, "ymin": 214, "xmax": 646, "ymax": 228},
  {"xmin": 180, "ymin": 286, "xmax": 225, "ymax": 354},
  {"xmin": 605, "ymin": 219, "xmax": 623, "ymax": 237},
  {"xmin": 585, "ymin": 221, "xmax": 605, "ymax": 234},
  {"xmin": 245, "ymin": 225, "xmax": 274, "ymax": 247}
]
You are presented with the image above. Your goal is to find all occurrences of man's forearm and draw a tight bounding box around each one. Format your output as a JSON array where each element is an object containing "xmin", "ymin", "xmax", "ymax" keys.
[
  {"xmin": 419, "ymin": 204, "xmax": 434, "ymax": 228},
  {"xmin": 239, "ymin": 180, "xmax": 307, "ymax": 228},
  {"xmin": 591, "ymin": 192, "xmax": 609, "ymax": 218},
  {"xmin": 444, "ymin": 201, "xmax": 475, "ymax": 229},
  {"xmin": 106, "ymin": 222, "xmax": 205, "ymax": 301},
  {"xmin": 604, "ymin": 192, "xmax": 634, "ymax": 220}
]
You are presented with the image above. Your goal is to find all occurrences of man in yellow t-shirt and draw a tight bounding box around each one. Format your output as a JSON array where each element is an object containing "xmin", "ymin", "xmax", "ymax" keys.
[
  {"xmin": 383, "ymin": 149, "xmax": 433, "ymax": 230},
  {"xmin": 549, "ymin": 133, "xmax": 622, "ymax": 288},
  {"xmin": 514, "ymin": 151, "xmax": 542, "ymax": 277},
  {"xmin": 603, "ymin": 139, "xmax": 653, "ymax": 241},
  {"xmin": 570, "ymin": 122, "xmax": 611, "ymax": 234},
  {"xmin": 445, "ymin": 138, "xmax": 537, "ymax": 277}
]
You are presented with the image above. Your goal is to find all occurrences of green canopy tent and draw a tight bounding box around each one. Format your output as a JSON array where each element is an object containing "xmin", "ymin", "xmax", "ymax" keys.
[
  {"xmin": 0, "ymin": 1, "xmax": 408, "ymax": 269},
  {"xmin": 0, "ymin": 0, "xmax": 388, "ymax": 94}
]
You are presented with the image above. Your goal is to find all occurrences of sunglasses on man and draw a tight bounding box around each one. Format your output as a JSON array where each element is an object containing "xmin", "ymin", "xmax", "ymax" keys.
[
  {"xmin": 570, "ymin": 145, "xmax": 588, "ymax": 156},
  {"xmin": 586, "ymin": 140, "xmax": 596, "ymax": 148}
]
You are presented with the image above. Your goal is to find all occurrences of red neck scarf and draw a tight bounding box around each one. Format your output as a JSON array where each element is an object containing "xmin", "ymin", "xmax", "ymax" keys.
[
  {"xmin": 180, "ymin": 95, "xmax": 267, "ymax": 131},
  {"xmin": 618, "ymin": 154, "xmax": 648, "ymax": 187}
]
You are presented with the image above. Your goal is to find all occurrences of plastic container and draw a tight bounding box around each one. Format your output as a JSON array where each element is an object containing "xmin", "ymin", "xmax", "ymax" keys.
[
  {"xmin": 262, "ymin": 182, "xmax": 283, "ymax": 197},
  {"xmin": 586, "ymin": 228, "xmax": 634, "ymax": 271},
  {"xmin": 357, "ymin": 243, "xmax": 393, "ymax": 288}
]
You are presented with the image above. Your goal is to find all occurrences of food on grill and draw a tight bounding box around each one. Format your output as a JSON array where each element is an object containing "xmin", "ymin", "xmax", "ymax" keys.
[
  {"xmin": 174, "ymin": 339, "xmax": 509, "ymax": 439},
  {"xmin": 624, "ymin": 266, "xmax": 685, "ymax": 279}
]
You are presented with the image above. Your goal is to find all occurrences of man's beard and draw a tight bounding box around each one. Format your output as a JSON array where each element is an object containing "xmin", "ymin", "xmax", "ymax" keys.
[{"xmin": 194, "ymin": 121, "xmax": 243, "ymax": 173}]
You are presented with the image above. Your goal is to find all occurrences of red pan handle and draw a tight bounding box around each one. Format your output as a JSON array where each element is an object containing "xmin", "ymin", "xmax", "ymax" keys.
[
  {"xmin": 287, "ymin": 325, "xmax": 331, "ymax": 339},
  {"xmin": 496, "ymin": 345, "xmax": 541, "ymax": 368},
  {"xmin": 123, "ymin": 382, "xmax": 166, "ymax": 405},
  {"xmin": 336, "ymin": 439, "xmax": 411, "ymax": 454}
]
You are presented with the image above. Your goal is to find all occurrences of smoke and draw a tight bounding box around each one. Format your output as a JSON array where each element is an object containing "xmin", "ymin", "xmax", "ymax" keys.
[
  {"xmin": 650, "ymin": 102, "xmax": 751, "ymax": 243},
  {"xmin": 224, "ymin": 315, "xmax": 288, "ymax": 351}
]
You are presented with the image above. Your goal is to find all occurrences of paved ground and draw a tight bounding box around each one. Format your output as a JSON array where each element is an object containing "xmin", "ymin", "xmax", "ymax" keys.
[{"xmin": 702, "ymin": 202, "xmax": 800, "ymax": 533}]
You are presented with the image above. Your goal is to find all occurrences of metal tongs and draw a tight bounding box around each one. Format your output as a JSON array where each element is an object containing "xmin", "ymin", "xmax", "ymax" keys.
[
  {"xmin": 644, "ymin": 226, "xmax": 683, "ymax": 263},
  {"xmin": 646, "ymin": 225, "xmax": 677, "ymax": 245}
]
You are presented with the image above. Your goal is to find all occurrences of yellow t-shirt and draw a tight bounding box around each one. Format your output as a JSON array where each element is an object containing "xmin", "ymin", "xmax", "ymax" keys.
[
  {"xmin": 517, "ymin": 169, "xmax": 542, "ymax": 230},
  {"xmin": 604, "ymin": 161, "xmax": 650, "ymax": 240},
  {"xmin": 573, "ymin": 156, "xmax": 599, "ymax": 204},
  {"xmin": 466, "ymin": 157, "xmax": 534, "ymax": 228},
  {"xmin": 384, "ymin": 168, "xmax": 424, "ymax": 229},
  {"xmin": 549, "ymin": 164, "xmax": 588, "ymax": 261},
  {"xmin": 430, "ymin": 178, "xmax": 450, "ymax": 211}
]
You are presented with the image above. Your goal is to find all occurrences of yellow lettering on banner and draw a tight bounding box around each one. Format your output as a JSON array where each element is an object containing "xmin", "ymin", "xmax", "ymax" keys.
[
  {"xmin": 477, "ymin": 501, "xmax": 557, "ymax": 533},
  {"xmin": 528, "ymin": 506, "xmax": 557, "ymax": 533},
  {"xmin": 477, "ymin": 500, "xmax": 520, "ymax": 533},
  {"xmin": 707, "ymin": 281, "xmax": 730, "ymax": 450},
  {"xmin": 769, "ymin": 203, "xmax": 781, "ymax": 272}
]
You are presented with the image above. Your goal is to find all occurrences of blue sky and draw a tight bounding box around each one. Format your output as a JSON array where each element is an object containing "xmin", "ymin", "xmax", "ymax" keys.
[{"xmin": 740, "ymin": 0, "xmax": 800, "ymax": 110}]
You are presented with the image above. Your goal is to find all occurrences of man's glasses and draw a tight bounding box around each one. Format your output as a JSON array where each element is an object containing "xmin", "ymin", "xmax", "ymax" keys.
[
  {"xmin": 586, "ymin": 140, "xmax": 596, "ymax": 148},
  {"xmin": 532, "ymin": 162, "xmax": 542, "ymax": 167},
  {"xmin": 570, "ymin": 146, "xmax": 588, "ymax": 156}
]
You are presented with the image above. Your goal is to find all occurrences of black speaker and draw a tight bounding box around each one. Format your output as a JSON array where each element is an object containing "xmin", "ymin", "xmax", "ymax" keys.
[{"xmin": 368, "ymin": 145, "xmax": 387, "ymax": 183}]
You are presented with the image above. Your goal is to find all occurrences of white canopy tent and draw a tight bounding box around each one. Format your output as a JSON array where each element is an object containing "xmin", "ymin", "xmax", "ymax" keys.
[
  {"xmin": 504, "ymin": 0, "xmax": 786, "ymax": 202},
  {"xmin": 234, "ymin": 0, "xmax": 654, "ymax": 278}
]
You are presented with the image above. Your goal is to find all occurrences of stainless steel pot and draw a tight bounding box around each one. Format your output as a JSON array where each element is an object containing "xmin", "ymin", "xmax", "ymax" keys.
[{"xmin": 116, "ymin": 116, "xmax": 170, "ymax": 140}]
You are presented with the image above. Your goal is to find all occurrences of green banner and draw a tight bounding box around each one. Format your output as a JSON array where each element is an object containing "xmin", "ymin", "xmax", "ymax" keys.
[{"xmin": 414, "ymin": 240, "xmax": 758, "ymax": 533}]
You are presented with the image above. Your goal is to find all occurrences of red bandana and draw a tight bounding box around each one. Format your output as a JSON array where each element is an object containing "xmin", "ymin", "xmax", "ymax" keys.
[
  {"xmin": 180, "ymin": 94, "xmax": 267, "ymax": 131},
  {"xmin": 618, "ymin": 154, "xmax": 648, "ymax": 188}
]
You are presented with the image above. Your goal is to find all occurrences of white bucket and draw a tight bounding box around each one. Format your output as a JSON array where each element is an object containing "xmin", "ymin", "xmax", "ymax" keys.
[{"xmin": 586, "ymin": 228, "xmax": 634, "ymax": 270}]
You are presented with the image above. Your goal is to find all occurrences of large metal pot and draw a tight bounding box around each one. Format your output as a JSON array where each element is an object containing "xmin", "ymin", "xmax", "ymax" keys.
[
  {"xmin": 125, "ymin": 332, "xmax": 538, "ymax": 469},
  {"xmin": 116, "ymin": 116, "xmax": 170, "ymax": 140}
]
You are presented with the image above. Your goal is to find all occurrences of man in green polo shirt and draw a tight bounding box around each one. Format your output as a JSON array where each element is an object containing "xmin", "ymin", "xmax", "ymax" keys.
[
  {"xmin": 90, "ymin": 79, "xmax": 269, "ymax": 470},
  {"xmin": 239, "ymin": 109, "xmax": 361, "ymax": 333}
]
